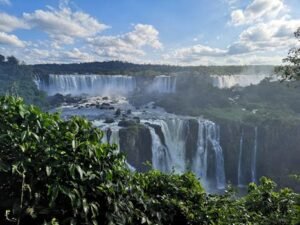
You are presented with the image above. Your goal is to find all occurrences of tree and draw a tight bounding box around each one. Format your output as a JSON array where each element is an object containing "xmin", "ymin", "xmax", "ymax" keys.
[
  {"xmin": 277, "ymin": 28, "xmax": 300, "ymax": 80},
  {"xmin": 6, "ymin": 55, "xmax": 19, "ymax": 65},
  {"xmin": 0, "ymin": 54, "xmax": 5, "ymax": 64}
]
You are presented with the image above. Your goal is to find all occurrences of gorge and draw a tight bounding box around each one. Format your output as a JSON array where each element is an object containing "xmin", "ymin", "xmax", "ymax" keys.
[{"xmin": 35, "ymin": 72, "xmax": 300, "ymax": 192}]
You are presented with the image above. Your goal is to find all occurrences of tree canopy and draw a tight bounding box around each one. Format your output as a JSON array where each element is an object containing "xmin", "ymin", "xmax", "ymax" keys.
[{"xmin": 277, "ymin": 28, "xmax": 300, "ymax": 80}]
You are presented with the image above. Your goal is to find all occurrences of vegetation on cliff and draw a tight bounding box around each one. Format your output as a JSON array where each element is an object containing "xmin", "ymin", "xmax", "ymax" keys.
[
  {"xmin": 0, "ymin": 55, "xmax": 47, "ymax": 107},
  {"xmin": 277, "ymin": 28, "xmax": 300, "ymax": 80},
  {"xmin": 0, "ymin": 96, "xmax": 299, "ymax": 225}
]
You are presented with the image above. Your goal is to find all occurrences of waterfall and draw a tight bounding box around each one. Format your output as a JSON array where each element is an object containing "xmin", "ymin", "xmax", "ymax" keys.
[
  {"xmin": 36, "ymin": 74, "xmax": 136, "ymax": 96},
  {"xmin": 102, "ymin": 128, "xmax": 120, "ymax": 151},
  {"xmin": 153, "ymin": 118, "xmax": 188, "ymax": 173},
  {"xmin": 211, "ymin": 74, "xmax": 271, "ymax": 89},
  {"xmin": 238, "ymin": 130, "xmax": 244, "ymax": 187},
  {"xmin": 148, "ymin": 126, "xmax": 170, "ymax": 172},
  {"xmin": 205, "ymin": 121, "xmax": 226, "ymax": 190},
  {"xmin": 192, "ymin": 121, "xmax": 207, "ymax": 180},
  {"xmin": 148, "ymin": 75, "xmax": 177, "ymax": 93},
  {"xmin": 251, "ymin": 127, "xmax": 258, "ymax": 183},
  {"xmin": 150, "ymin": 118, "xmax": 226, "ymax": 190}
]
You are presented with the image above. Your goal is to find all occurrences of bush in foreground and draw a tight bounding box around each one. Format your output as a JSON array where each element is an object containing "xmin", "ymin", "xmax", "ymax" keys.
[{"xmin": 0, "ymin": 96, "xmax": 299, "ymax": 225}]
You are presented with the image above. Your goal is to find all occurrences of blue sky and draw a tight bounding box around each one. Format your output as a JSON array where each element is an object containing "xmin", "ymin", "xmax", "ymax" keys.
[{"xmin": 0, "ymin": 0, "xmax": 300, "ymax": 65}]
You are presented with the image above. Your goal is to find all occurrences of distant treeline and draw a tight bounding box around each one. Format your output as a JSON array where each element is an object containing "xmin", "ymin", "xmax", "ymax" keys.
[{"xmin": 32, "ymin": 61, "xmax": 275, "ymax": 76}]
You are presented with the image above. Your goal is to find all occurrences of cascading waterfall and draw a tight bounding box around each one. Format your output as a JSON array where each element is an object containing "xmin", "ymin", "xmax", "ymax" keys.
[
  {"xmin": 207, "ymin": 122, "xmax": 226, "ymax": 189},
  {"xmin": 211, "ymin": 74, "xmax": 271, "ymax": 89},
  {"xmin": 101, "ymin": 127, "xmax": 120, "ymax": 151},
  {"xmin": 36, "ymin": 74, "xmax": 137, "ymax": 96},
  {"xmin": 238, "ymin": 127, "xmax": 259, "ymax": 186},
  {"xmin": 152, "ymin": 118, "xmax": 188, "ymax": 173},
  {"xmin": 149, "ymin": 118, "xmax": 226, "ymax": 190},
  {"xmin": 238, "ymin": 130, "xmax": 244, "ymax": 187},
  {"xmin": 148, "ymin": 75, "xmax": 177, "ymax": 93},
  {"xmin": 148, "ymin": 127, "xmax": 170, "ymax": 172},
  {"xmin": 251, "ymin": 127, "xmax": 258, "ymax": 183},
  {"xmin": 192, "ymin": 121, "xmax": 207, "ymax": 180}
]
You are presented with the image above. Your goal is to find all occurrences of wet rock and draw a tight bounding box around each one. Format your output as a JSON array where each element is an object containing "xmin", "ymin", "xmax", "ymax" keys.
[
  {"xmin": 133, "ymin": 117, "xmax": 140, "ymax": 123},
  {"xmin": 185, "ymin": 119, "xmax": 199, "ymax": 164},
  {"xmin": 146, "ymin": 123, "xmax": 166, "ymax": 147},
  {"xmin": 104, "ymin": 118, "xmax": 115, "ymax": 124},
  {"xmin": 118, "ymin": 120, "xmax": 137, "ymax": 127},
  {"xmin": 115, "ymin": 108, "xmax": 121, "ymax": 116},
  {"xmin": 119, "ymin": 125, "xmax": 152, "ymax": 172}
]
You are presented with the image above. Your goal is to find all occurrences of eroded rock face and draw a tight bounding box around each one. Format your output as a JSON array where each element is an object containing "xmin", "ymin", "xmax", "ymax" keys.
[
  {"xmin": 119, "ymin": 124, "xmax": 152, "ymax": 172},
  {"xmin": 218, "ymin": 120, "xmax": 300, "ymax": 191},
  {"xmin": 146, "ymin": 123, "xmax": 166, "ymax": 147},
  {"xmin": 185, "ymin": 119, "xmax": 199, "ymax": 166}
]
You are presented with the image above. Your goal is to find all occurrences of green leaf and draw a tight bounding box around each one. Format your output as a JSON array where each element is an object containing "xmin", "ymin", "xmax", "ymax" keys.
[
  {"xmin": 72, "ymin": 139, "xmax": 76, "ymax": 151},
  {"xmin": 46, "ymin": 166, "xmax": 52, "ymax": 176},
  {"xmin": 76, "ymin": 165, "xmax": 85, "ymax": 180}
]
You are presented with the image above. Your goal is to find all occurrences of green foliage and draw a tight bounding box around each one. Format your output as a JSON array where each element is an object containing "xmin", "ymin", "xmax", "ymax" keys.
[
  {"xmin": 153, "ymin": 75, "xmax": 300, "ymax": 125},
  {"xmin": 0, "ymin": 96, "xmax": 299, "ymax": 225},
  {"xmin": 0, "ymin": 63, "xmax": 47, "ymax": 107},
  {"xmin": 277, "ymin": 27, "xmax": 300, "ymax": 80}
]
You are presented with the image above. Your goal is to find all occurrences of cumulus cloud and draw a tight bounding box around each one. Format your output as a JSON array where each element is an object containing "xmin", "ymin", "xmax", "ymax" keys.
[
  {"xmin": 229, "ymin": 19, "xmax": 300, "ymax": 54},
  {"xmin": 0, "ymin": 32, "xmax": 26, "ymax": 47},
  {"xmin": 0, "ymin": 12, "xmax": 29, "ymax": 32},
  {"xmin": 165, "ymin": 14, "xmax": 300, "ymax": 65},
  {"xmin": 230, "ymin": 0, "xmax": 286, "ymax": 26},
  {"xmin": 169, "ymin": 44, "xmax": 226, "ymax": 62},
  {"xmin": 23, "ymin": 6, "xmax": 109, "ymax": 44},
  {"xmin": 88, "ymin": 24, "xmax": 162, "ymax": 60}
]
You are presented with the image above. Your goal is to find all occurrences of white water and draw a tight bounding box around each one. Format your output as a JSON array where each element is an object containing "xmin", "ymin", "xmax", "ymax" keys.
[
  {"xmin": 149, "ymin": 118, "xmax": 226, "ymax": 190},
  {"xmin": 192, "ymin": 121, "xmax": 207, "ymax": 180},
  {"xmin": 92, "ymin": 120, "xmax": 121, "ymax": 151},
  {"xmin": 238, "ymin": 127, "xmax": 259, "ymax": 186},
  {"xmin": 206, "ymin": 122, "xmax": 226, "ymax": 189},
  {"xmin": 211, "ymin": 74, "xmax": 271, "ymax": 89},
  {"xmin": 251, "ymin": 127, "xmax": 258, "ymax": 183},
  {"xmin": 148, "ymin": 126, "xmax": 170, "ymax": 172},
  {"xmin": 152, "ymin": 118, "xmax": 187, "ymax": 173},
  {"xmin": 147, "ymin": 75, "xmax": 177, "ymax": 93},
  {"xmin": 238, "ymin": 130, "xmax": 244, "ymax": 187},
  {"xmin": 36, "ymin": 74, "xmax": 136, "ymax": 96}
]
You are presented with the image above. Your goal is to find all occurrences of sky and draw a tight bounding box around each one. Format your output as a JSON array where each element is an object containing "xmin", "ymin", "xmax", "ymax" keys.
[{"xmin": 0, "ymin": 0, "xmax": 300, "ymax": 65}]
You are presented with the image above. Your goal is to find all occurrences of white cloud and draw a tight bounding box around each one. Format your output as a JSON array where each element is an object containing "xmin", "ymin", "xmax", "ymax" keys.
[
  {"xmin": 23, "ymin": 6, "xmax": 109, "ymax": 44},
  {"xmin": 229, "ymin": 19, "xmax": 300, "ymax": 54},
  {"xmin": 165, "ymin": 15, "xmax": 300, "ymax": 65},
  {"xmin": 0, "ymin": 0, "xmax": 11, "ymax": 5},
  {"xmin": 162, "ymin": 44, "xmax": 227, "ymax": 65},
  {"xmin": 173, "ymin": 44, "xmax": 225, "ymax": 58},
  {"xmin": 0, "ymin": 12, "xmax": 29, "ymax": 32},
  {"xmin": 0, "ymin": 32, "xmax": 26, "ymax": 47},
  {"xmin": 88, "ymin": 24, "xmax": 162, "ymax": 60},
  {"xmin": 230, "ymin": 0, "xmax": 286, "ymax": 26}
]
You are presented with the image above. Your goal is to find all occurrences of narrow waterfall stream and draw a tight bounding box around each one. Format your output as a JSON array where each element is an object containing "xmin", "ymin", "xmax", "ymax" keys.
[
  {"xmin": 251, "ymin": 127, "xmax": 258, "ymax": 183},
  {"xmin": 206, "ymin": 122, "xmax": 226, "ymax": 190},
  {"xmin": 238, "ymin": 130, "xmax": 245, "ymax": 187}
]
